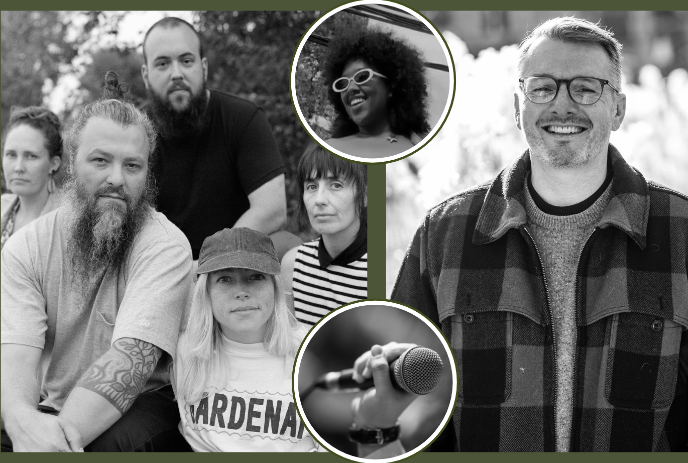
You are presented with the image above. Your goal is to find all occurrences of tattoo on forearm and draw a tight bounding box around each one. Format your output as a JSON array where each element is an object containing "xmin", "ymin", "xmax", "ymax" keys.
[{"xmin": 76, "ymin": 338, "xmax": 162, "ymax": 415}]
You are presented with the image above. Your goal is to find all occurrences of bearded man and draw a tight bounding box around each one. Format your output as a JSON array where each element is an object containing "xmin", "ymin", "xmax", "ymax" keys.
[
  {"xmin": 1, "ymin": 79, "xmax": 193, "ymax": 452},
  {"xmin": 141, "ymin": 17, "xmax": 291, "ymax": 261},
  {"xmin": 362, "ymin": 17, "xmax": 688, "ymax": 452}
]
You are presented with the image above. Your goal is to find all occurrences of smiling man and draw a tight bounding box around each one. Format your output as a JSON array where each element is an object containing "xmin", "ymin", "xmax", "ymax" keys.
[
  {"xmin": 141, "ymin": 17, "xmax": 289, "ymax": 261},
  {"xmin": 390, "ymin": 17, "xmax": 688, "ymax": 451},
  {"xmin": 1, "ymin": 76, "xmax": 193, "ymax": 452}
]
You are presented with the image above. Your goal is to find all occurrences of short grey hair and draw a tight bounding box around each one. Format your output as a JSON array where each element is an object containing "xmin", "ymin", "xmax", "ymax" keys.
[
  {"xmin": 518, "ymin": 16, "xmax": 623, "ymax": 88},
  {"xmin": 64, "ymin": 99, "xmax": 157, "ymax": 172}
]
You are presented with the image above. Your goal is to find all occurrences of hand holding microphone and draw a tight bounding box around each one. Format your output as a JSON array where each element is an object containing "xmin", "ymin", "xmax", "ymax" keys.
[
  {"xmin": 350, "ymin": 343, "xmax": 439, "ymax": 430},
  {"xmin": 315, "ymin": 345, "xmax": 444, "ymax": 395}
]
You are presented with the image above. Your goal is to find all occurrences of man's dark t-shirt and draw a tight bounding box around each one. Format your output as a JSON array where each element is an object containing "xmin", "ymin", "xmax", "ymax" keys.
[{"xmin": 152, "ymin": 90, "xmax": 285, "ymax": 259}]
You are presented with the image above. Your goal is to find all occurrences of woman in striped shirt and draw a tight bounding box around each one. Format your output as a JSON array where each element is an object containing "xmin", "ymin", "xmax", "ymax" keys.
[{"xmin": 281, "ymin": 144, "xmax": 367, "ymax": 326}]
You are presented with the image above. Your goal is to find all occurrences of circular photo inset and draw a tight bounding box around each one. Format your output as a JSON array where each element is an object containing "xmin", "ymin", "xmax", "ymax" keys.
[
  {"xmin": 294, "ymin": 301, "xmax": 457, "ymax": 461},
  {"xmin": 291, "ymin": 0, "xmax": 455, "ymax": 163}
]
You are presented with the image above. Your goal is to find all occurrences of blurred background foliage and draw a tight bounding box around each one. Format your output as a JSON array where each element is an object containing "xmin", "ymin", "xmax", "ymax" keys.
[
  {"xmin": 294, "ymin": 12, "xmax": 368, "ymax": 139},
  {"xmin": 387, "ymin": 11, "xmax": 688, "ymax": 295},
  {"xmin": 1, "ymin": 11, "xmax": 329, "ymax": 237}
]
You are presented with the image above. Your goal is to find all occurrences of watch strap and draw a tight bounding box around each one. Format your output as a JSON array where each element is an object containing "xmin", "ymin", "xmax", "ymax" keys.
[{"xmin": 348, "ymin": 423, "xmax": 401, "ymax": 445}]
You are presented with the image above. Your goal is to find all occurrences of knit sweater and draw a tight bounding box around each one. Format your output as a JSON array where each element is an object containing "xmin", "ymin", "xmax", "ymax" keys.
[{"xmin": 524, "ymin": 181, "xmax": 613, "ymax": 451}]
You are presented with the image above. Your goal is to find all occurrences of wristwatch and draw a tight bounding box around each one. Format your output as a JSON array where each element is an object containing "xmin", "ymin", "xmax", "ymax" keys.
[{"xmin": 348, "ymin": 423, "xmax": 401, "ymax": 445}]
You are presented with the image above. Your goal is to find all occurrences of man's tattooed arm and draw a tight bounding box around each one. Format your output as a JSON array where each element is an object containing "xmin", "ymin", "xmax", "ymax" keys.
[
  {"xmin": 75, "ymin": 338, "xmax": 162, "ymax": 415},
  {"xmin": 58, "ymin": 338, "xmax": 163, "ymax": 445}
]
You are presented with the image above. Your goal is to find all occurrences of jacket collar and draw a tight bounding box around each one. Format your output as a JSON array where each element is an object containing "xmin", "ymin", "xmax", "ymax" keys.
[{"xmin": 472, "ymin": 145, "xmax": 649, "ymax": 249}]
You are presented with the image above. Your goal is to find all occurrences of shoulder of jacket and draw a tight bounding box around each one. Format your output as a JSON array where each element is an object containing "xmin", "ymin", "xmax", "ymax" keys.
[
  {"xmin": 425, "ymin": 181, "xmax": 491, "ymax": 222},
  {"xmin": 647, "ymin": 180, "xmax": 688, "ymax": 203}
]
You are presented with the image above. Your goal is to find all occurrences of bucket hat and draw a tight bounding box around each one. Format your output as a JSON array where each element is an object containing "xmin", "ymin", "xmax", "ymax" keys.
[{"xmin": 196, "ymin": 228, "xmax": 281, "ymax": 276}]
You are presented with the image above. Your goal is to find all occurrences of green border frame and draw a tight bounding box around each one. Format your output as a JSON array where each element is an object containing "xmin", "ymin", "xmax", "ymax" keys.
[
  {"xmin": 3, "ymin": 2, "xmax": 687, "ymax": 462},
  {"xmin": 3, "ymin": 1, "xmax": 688, "ymax": 9}
]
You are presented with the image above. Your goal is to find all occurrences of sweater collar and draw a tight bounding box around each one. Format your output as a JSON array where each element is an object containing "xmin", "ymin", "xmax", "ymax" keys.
[
  {"xmin": 317, "ymin": 220, "xmax": 367, "ymax": 268},
  {"xmin": 472, "ymin": 145, "xmax": 649, "ymax": 249}
]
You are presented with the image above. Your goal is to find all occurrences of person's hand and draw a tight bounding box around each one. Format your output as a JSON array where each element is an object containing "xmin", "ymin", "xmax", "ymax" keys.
[
  {"xmin": 352, "ymin": 342, "xmax": 417, "ymax": 384},
  {"xmin": 7, "ymin": 408, "xmax": 83, "ymax": 452},
  {"xmin": 351, "ymin": 343, "xmax": 419, "ymax": 429}
]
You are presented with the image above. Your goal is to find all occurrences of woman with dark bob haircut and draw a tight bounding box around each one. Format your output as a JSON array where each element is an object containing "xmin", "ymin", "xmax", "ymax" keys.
[
  {"xmin": 281, "ymin": 143, "xmax": 367, "ymax": 325},
  {"xmin": 324, "ymin": 29, "xmax": 430, "ymax": 158}
]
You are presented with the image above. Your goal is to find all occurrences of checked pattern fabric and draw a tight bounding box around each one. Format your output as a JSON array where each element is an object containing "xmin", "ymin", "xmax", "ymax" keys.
[{"xmin": 392, "ymin": 146, "xmax": 688, "ymax": 451}]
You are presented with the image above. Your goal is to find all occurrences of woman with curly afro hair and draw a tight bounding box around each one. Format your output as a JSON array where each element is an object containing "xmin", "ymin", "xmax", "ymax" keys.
[{"xmin": 324, "ymin": 29, "xmax": 430, "ymax": 158}]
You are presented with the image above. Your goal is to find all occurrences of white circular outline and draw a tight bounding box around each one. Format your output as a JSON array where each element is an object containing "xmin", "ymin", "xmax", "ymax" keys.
[
  {"xmin": 293, "ymin": 300, "xmax": 458, "ymax": 462},
  {"xmin": 290, "ymin": 0, "xmax": 456, "ymax": 164}
]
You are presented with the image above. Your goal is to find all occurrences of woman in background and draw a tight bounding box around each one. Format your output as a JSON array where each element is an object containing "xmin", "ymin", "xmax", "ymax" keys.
[
  {"xmin": 324, "ymin": 29, "xmax": 430, "ymax": 158},
  {"xmin": 281, "ymin": 144, "xmax": 367, "ymax": 326},
  {"xmin": 1, "ymin": 106, "xmax": 63, "ymax": 248}
]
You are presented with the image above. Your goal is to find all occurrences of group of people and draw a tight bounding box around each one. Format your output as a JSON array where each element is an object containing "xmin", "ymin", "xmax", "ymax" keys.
[
  {"xmin": 1, "ymin": 17, "xmax": 366, "ymax": 452},
  {"xmin": 2, "ymin": 12, "xmax": 686, "ymax": 455}
]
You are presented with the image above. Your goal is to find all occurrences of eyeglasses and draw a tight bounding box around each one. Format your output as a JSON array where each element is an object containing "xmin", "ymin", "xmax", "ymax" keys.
[
  {"xmin": 519, "ymin": 76, "xmax": 620, "ymax": 105},
  {"xmin": 332, "ymin": 68, "xmax": 387, "ymax": 93}
]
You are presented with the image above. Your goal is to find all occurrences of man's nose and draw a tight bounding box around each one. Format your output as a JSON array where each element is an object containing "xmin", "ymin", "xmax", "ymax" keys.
[
  {"xmin": 550, "ymin": 82, "xmax": 577, "ymax": 114},
  {"xmin": 170, "ymin": 60, "xmax": 183, "ymax": 80},
  {"xmin": 106, "ymin": 164, "xmax": 125, "ymax": 187}
]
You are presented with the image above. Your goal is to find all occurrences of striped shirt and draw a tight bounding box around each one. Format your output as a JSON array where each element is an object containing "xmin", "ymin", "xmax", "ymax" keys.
[{"xmin": 293, "ymin": 240, "xmax": 367, "ymax": 326}]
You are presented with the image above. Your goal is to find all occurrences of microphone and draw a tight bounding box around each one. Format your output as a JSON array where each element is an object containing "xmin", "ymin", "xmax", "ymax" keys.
[{"xmin": 313, "ymin": 346, "xmax": 444, "ymax": 395}]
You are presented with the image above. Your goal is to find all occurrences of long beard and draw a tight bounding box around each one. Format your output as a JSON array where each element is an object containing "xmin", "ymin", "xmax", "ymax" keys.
[
  {"xmin": 63, "ymin": 178, "xmax": 151, "ymax": 293},
  {"xmin": 147, "ymin": 85, "xmax": 208, "ymax": 139}
]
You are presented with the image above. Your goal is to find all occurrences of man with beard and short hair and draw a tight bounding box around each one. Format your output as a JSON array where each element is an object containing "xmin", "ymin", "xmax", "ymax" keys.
[
  {"xmin": 1, "ymin": 80, "xmax": 193, "ymax": 452},
  {"xmin": 141, "ymin": 17, "xmax": 291, "ymax": 261},
  {"xmin": 358, "ymin": 17, "xmax": 687, "ymax": 452}
]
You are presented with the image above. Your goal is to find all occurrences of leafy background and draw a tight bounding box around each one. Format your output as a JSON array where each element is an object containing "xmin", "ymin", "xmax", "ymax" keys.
[{"xmin": 1, "ymin": 11, "xmax": 332, "ymax": 237}]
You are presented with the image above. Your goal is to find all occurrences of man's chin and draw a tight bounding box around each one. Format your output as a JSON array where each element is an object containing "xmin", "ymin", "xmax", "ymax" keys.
[
  {"xmin": 168, "ymin": 96, "xmax": 191, "ymax": 112},
  {"xmin": 540, "ymin": 146, "xmax": 591, "ymax": 168},
  {"xmin": 96, "ymin": 197, "xmax": 128, "ymax": 211},
  {"xmin": 148, "ymin": 86, "xmax": 207, "ymax": 138}
]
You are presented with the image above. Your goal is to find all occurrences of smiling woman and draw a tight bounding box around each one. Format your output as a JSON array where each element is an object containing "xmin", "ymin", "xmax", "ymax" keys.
[
  {"xmin": 173, "ymin": 227, "xmax": 323, "ymax": 452},
  {"xmin": 323, "ymin": 28, "xmax": 430, "ymax": 159}
]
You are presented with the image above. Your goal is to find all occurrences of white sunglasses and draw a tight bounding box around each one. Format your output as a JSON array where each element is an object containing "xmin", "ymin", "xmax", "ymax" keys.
[{"xmin": 332, "ymin": 68, "xmax": 387, "ymax": 93}]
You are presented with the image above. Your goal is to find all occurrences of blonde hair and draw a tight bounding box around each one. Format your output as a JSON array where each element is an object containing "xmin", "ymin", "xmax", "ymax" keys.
[{"xmin": 175, "ymin": 272, "xmax": 303, "ymax": 404}]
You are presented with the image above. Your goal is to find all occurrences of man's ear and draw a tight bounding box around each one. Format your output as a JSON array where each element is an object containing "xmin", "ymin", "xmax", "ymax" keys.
[
  {"xmin": 514, "ymin": 93, "xmax": 521, "ymax": 130},
  {"xmin": 611, "ymin": 92, "xmax": 626, "ymax": 131},
  {"xmin": 202, "ymin": 57, "xmax": 208, "ymax": 81},
  {"xmin": 141, "ymin": 64, "xmax": 149, "ymax": 90}
]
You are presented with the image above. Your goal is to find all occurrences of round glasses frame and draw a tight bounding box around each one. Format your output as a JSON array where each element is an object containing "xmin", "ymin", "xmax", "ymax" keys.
[
  {"xmin": 332, "ymin": 68, "xmax": 388, "ymax": 93},
  {"xmin": 519, "ymin": 76, "xmax": 620, "ymax": 105}
]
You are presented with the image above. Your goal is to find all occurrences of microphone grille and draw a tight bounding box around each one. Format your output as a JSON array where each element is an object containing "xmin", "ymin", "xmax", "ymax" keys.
[{"xmin": 394, "ymin": 346, "xmax": 444, "ymax": 395}]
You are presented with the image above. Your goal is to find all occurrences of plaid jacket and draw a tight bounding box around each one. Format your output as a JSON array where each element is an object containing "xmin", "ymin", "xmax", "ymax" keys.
[{"xmin": 392, "ymin": 146, "xmax": 688, "ymax": 451}]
